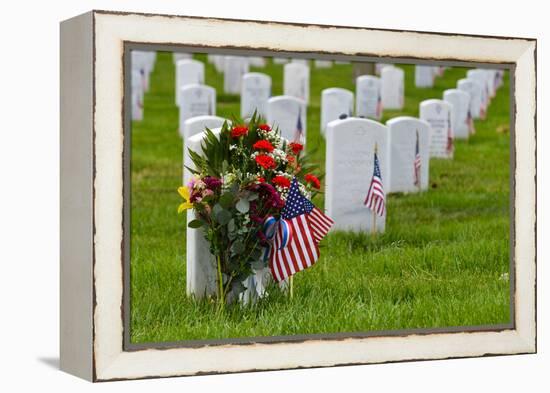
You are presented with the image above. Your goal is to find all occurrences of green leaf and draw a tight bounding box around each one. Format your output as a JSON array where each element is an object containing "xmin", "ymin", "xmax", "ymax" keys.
[
  {"xmin": 227, "ymin": 219, "xmax": 236, "ymax": 233},
  {"xmin": 236, "ymin": 198, "xmax": 250, "ymax": 213},
  {"xmin": 217, "ymin": 209, "xmax": 232, "ymax": 225},
  {"xmin": 219, "ymin": 192, "xmax": 235, "ymax": 209},
  {"xmin": 230, "ymin": 240, "xmax": 245, "ymax": 255},
  {"xmin": 187, "ymin": 219, "xmax": 205, "ymax": 229}
]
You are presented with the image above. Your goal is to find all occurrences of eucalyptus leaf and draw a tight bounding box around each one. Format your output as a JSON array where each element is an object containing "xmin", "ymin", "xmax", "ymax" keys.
[
  {"xmin": 230, "ymin": 240, "xmax": 245, "ymax": 255},
  {"xmin": 236, "ymin": 198, "xmax": 250, "ymax": 214},
  {"xmin": 227, "ymin": 219, "xmax": 236, "ymax": 233},
  {"xmin": 247, "ymin": 192, "xmax": 259, "ymax": 201}
]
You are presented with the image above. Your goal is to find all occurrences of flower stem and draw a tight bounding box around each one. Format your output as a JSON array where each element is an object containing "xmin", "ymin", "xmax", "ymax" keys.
[{"xmin": 217, "ymin": 254, "xmax": 225, "ymax": 309}]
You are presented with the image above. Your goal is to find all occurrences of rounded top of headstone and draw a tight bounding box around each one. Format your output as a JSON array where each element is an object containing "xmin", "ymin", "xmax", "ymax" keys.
[
  {"xmin": 419, "ymin": 98, "xmax": 450, "ymax": 109},
  {"xmin": 356, "ymin": 74, "xmax": 380, "ymax": 83},
  {"xmin": 326, "ymin": 117, "xmax": 386, "ymax": 133},
  {"xmin": 242, "ymin": 72, "xmax": 272, "ymax": 82},
  {"xmin": 457, "ymin": 78, "xmax": 482, "ymax": 89},
  {"xmin": 386, "ymin": 116, "xmax": 430, "ymax": 129},
  {"xmin": 176, "ymin": 58, "xmax": 203, "ymax": 67},
  {"xmin": 179, "ymin": 83, "xmax": 216, "ymax": 94},
  {"xmin": 321, "ymin": 87, "xmax": 354, "ymax": 97},
  {"xmin": 443, "ymin": 89, "xmax": 470, "ymax": 99},
  {"xmin": 267, "ymin": 95, "xmax": 306, "ymax": 105},
  {"xmin": 381, "ymin": 65, "xmax": 404, "ymax": 76}
]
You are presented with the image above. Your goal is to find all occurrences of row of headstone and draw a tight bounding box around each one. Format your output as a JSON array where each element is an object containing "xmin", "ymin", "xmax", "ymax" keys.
[
  {"xmin": 319, "ymin": 67, "xmax": 403, "ymax": 133},
  {"xmin": 131, "ymin": 50, "xmax": 157, "ymax": 121},
  {"xmin": 325, "ymin": 116, "xmax": 431, "ymax": 231}
]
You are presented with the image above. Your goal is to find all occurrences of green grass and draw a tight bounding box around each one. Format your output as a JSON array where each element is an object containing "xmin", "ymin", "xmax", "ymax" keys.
[{"xmin": 130, "ymin": 53, "xmax": 511, "ymax": 343}]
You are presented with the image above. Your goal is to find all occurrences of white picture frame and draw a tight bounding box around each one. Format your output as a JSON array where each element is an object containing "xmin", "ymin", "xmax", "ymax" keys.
[{"xmin": 60, "ymin": 10, "xmax": 536, "ymax": 382}]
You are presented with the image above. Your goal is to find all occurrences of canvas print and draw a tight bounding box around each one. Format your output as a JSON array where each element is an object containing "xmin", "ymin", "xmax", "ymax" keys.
[{"xmin": 128, "ymin": 50, "xmax": 511, "ymax": 345}]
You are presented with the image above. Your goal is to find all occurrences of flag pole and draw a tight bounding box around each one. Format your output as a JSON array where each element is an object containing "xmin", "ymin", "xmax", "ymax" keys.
[{"xmin": 289, "ymin": 276, "xmax": 294, "ymax": 299}]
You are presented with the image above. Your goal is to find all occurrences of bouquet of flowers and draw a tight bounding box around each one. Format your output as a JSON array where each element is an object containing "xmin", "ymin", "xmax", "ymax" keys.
[{"xmin": 178, "ymin": 115, "xmax": 327, "ymax": 305}]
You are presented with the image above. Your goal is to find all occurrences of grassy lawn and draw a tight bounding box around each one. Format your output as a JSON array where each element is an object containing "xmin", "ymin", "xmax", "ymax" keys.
[{"xmin": 130, "ymin": 52, "xmax": 511, "ymax": 343}]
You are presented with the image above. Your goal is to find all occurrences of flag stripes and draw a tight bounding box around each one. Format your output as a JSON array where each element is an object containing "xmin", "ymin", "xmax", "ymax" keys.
[
  {"xmin": 308, "ymin": 207, "xmax": 334, "ymax": 243},
  {"xmin": 364, "ymin": 151, "xmax": 386, "ymax": 217},
  {"xmin": 268, "ymin": 178, "xmax": 333, "ymax": 283}
]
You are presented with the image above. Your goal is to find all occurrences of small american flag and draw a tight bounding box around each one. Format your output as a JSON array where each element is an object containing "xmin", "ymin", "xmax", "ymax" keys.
[
  {"xmin": 446, "ymin": 111, "xmax": 454, "ymax": 155},
  {"xmin": 364, "ymin": 149, "xmax": 385, "ymax": 216},
  {"xmin": 269, "ymin": 178, "xmax": 332, "ymax": 282},
  {"xmin": 293, "ymin": 111, "xmax": 304, "ymax": 144},
  {"xmin": 413, "ymin": 130, "xmax": 421, "ymax": 187}
]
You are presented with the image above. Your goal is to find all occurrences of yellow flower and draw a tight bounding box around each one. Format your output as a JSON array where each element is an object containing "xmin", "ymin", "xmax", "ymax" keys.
[{"xmin": 177, "ymin": 186, "xmax": 193, "ymax": 213}]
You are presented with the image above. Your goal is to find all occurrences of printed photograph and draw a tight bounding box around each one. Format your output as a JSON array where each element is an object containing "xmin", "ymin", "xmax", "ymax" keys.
[{"xmin": 128, "ymin": 50, "xmax": 511, "ymax": 345}]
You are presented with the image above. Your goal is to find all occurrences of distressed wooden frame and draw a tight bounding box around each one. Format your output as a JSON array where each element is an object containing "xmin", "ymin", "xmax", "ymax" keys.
[{"xmin": 60, "ymin": 10, "xmax": 537, "ymax": 382}]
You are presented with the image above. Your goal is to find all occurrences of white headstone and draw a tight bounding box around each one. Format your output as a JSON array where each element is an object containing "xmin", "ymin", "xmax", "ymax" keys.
[
  {"xmin": 173, "ymin": 52, "xmax": 192, "ymax": 63},
  {"xmin": 131, "ymin": 70, "xmax": 144, "ymax": 121},
  {"xmin": 223, "ymin": 56, "xmax": 249, "ymax": 94},
  {"xmin": 291, "ymin": 59, "xmax": 309, "ymax": 66},
  {"xmin": 184, "ymin": 128, "xmax": 222, "ymax": 298},
  {"xmin": 386, "ymin": 117, "xmax": 431, "ymax": 193},
  {"xmin": 325, "ymin": 118, "xmax": 388, "ymax": 233},
  {"xmin": 485, "ymin": 69, "xmax": 498, "ymax": 97},
  {"xmin": 131, "ymin": 51, "xmax": 152, "ymax": 92},
  {"xmin": 181, "ymin": 115, "xmax": 228, "ymax": 141},
  {"xmin": 184, "ymin": 127, "xmax": 269, "ymax": 302},
  {"xmin": 273, "ymin": 57, "xmax": 290, "ymax": 64},
  {"xmin": 175, "ymin": 59, "xmax": 205, "ymax": 106},
  {"xmin": 283, "ymin": 62, "xmax": 310, "ymax": 103},
  {"xmin": 381, "ymin": 66, "xmax": 405, "ymax": 110},
  {"xmin": 415, "ymin": 65, "xmax": 435, "ymax": 88},
  {"xmin": 241, "ymin": 72, "xmax": 272, "ymax": 118},
  {"xmin": 320, "ymin": 88, "xmax": 354, "ymax": 134},
  {"xmin": 212, "ymin": 55, "xmax": 225, "ymax": 73},
  {"xmin": 457, "ymin": 78, "xmax": 483, "ymax": 119},
  {"xmin": 335, "ymin": 60, "xmax": 351, "ymax": 65},
  {"xmin": 443, "ymin": 89, "xmax": 471, "ymax": 139},
  {"xmin": 314, "ymin": 60, "xmax": 333, "ymax": 68},
  {"xmin": 375, "ymin": 63, "xmax": 391, "ymax": 75},
  {"xmin": 178, "ymin": 84, "xmax": 216, "ymax": 134},
  {"xmin": 466, "ymin": 69, "xmax": 491, "ymax": 117},
  {"xmin": 356, "ymin": 75, "xmax": 383, "ymax": 120},
  {"xmin": 266, "ymin": 96, "xmax": 307, "ymax": 144},
  {"xmin": 419, "ymin": 99, "xmax": 454, "ymax": 159},
  {"xmin": 248, "ymin": 56, "xmax": 266, "ymax": 67}
]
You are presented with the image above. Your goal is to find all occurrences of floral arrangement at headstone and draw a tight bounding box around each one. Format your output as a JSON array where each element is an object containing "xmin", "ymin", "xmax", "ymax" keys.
[{"xmin": 178, "ymin": 114, "xmax": 333, "ymax": 305}]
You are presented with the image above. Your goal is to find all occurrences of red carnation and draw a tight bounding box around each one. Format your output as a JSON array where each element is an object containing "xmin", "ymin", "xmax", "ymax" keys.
[
  {"xmin": 305, "ymin": 173, "xmax": 321, "ymax": 189},
  {"xmin": 272, "ymin": 176, "xmax": 291, "ymax": 188},
  {"xmin": 258, "ymin": 124, "xmax": 272, "ymax": 131},
  {"xmin": 289, "ymin": 142, "xmax": 303, "ymax": 155},
  {"xmin": 231, "ymin": 125, "xmax": 248, "ymax": 138},
  {"xmin": 255, "ymin": 154, "xmax": 276, "ymax": 169},
  {"xmin": 253, "ymin": 139, "xmax": 275, "ymax": 152},
  {"xmin": 257, "ymin": 176, "xmax": 265, "ymax": 183}
]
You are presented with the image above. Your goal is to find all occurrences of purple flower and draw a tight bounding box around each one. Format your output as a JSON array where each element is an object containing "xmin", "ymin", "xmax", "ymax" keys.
[{"xmin": 203, "ymin": 176, "xmax": 222, "ymax": 190}]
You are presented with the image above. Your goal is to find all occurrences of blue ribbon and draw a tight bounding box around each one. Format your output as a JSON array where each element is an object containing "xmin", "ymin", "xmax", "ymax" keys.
[{"xmin": 262, "ymin": 216, "xmax": 293, "ymax": 261}]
